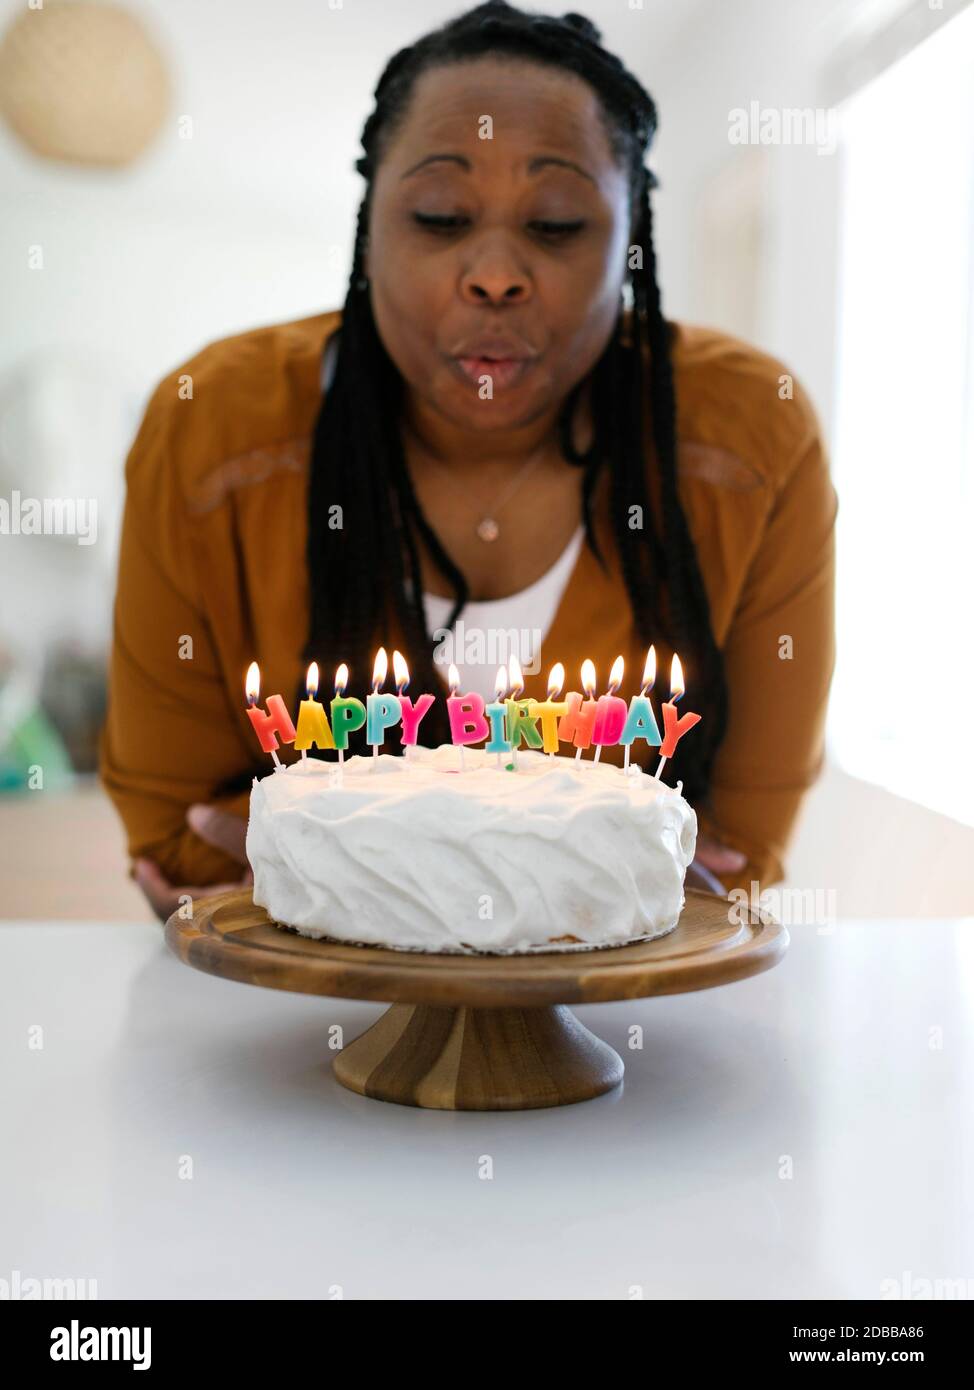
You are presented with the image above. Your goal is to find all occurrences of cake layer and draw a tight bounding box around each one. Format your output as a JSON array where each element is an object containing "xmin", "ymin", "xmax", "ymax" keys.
[{"xmin": 246, "ymin": 745, "xmax": 697, "ymax": 954}]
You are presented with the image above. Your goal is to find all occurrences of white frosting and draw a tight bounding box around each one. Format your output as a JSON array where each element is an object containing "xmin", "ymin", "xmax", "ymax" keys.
[{"xmin": 246, "ymin": 745, "xmax": 697, "ymax": 955}]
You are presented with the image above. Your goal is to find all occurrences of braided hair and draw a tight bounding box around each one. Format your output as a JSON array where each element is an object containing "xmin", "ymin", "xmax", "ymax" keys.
[{"xmin": 305, "ymin": 0, "xmax": 728, "ymax": 808}]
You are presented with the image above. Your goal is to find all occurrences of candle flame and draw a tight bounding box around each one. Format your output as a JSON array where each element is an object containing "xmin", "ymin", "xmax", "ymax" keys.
[
  {"xmin": 547, "ymin": 661, "xmax": 565, "ymax": 699},
  {"xmin": 670, "ymin": 652, "xmax": 685, "ymax": 702},
  {"xmin": 641, "ymin": 645, "xmax": 657, "ymax": 695},
  {"xmin": 245, "ymin": 661, "xmax": 260, "ymax": 705},
  {"xmin": 392, "ymin": 649, "xmax": 409, "ymax": 693},
  {"xmin": 608, "ymin": 654, "xmax": 624, "ymax": 693},
  {"xmin": 581, "ymin": 658, "xmax": 596, "ymax": 699},
  {"xmin": 306, "ymin": 661, "xmax": 319, "ymax": 698},
  {"xmin": 334, "ymin": 662, "xmax": 348, "ymax": 696},
  {"xmin": 494, "ymin": 665, "xmax": 508, "ymax": 700},
  {"xmin": 371, "ymin": 646, "xmax": 388, "ymax": 692},
  {"xmin": 448, "ymin": 662, "xmax": 460, "ymax": 696},
  {"xmin": 509, "ymin": 653, "xmax": 524, "ymax": 697}
]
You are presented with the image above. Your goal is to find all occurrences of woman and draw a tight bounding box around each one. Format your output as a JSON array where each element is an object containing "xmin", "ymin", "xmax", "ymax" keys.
[{"xmin": 101, "ymin": 1, "xmax": 837, "ymax": 922}]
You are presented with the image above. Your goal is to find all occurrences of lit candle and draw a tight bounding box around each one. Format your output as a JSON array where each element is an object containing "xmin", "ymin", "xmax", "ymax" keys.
[
  {"xmin": 592, "ymin": 655, "xmax": 627, "ymax": 765},
  {"xmin": 622, "ymin": 646, "xmax": 661, "ymax": 775},
  {"xmin": 244, "ymin": 661, "xmax": 295, "ymax": 771},
  {"xmin": 530, "ymin": 661, "xmax": 567, "ymax": 759},
  {"xmin": 330, "ymin": 662, "xmax": 365, "ymax": 771},
  {"xmin": 293, "ymin": 661, "xmax": 336, "ymax": 771},
  {"xmin": 485, "ymin": 665, "xmax": 511, "ymax": 770},
  {"xmin": 558, "ymin": 659, "xmax": 598, "ymax": 764},
  {"xmin": 504, "ymin": 654, "xmax": 542, "ymax": 768},
  {"xmin": 394, "ymin": 649, "xmax": 433, "ymax": 762},
  {"xmin": 446, "ymin": 663, "xmax": 489, "ymax": 771},
  {"xmin": 366, "ymin": 647, "xmax": 401, "ymax": 769},
  {"xmin": 655, "ymin": 653, "xmax": 702, "ymax": 782}
]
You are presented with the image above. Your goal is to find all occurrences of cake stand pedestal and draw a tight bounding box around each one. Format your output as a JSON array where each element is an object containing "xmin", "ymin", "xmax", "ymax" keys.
[{"xmin": 165, "ymin": 889, "xmax": 785, "ymax": 1111}]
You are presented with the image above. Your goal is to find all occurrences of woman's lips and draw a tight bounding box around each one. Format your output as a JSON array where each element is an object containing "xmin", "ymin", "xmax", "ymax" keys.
[{"xmin": 453, "ymin": 355, "xmax": 537, "ymax": 390}]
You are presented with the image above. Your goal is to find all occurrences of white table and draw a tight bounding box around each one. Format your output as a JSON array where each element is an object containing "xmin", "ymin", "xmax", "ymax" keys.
[{"xmin": 2, "ymin": 917, "xmax": 971, "ymax": 1300}]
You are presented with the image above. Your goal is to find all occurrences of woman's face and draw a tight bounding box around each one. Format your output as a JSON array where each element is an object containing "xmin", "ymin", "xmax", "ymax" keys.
[{"xmin": 365, "ymin": 56, "xmax": 633, "ymax": 436}]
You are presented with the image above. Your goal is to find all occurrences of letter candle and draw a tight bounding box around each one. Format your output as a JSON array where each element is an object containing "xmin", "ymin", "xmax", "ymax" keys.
[
  {"xmin": 491, "ymin": 654, "xmax": 544, "ymax": 766},
  {"xmin": 245, "ymin": 661, "xmax": 295, "ymax": 770},
  {"xmin": 393, "ymin": 650, "xmax": 433, "ymax": 763},
  {"xmin": 622, "ymin": 646, "xmax": 658, "ymax": 775},
  {"xmin": 591, "ymin": 655, "xmax": 627, "ymax": 764},
  {"xmin": 655, "ymin": 653, "xmax": 702, "ymax": 781},
  {"xmin": 446, "ymin": 663, "xmax": 489, "ymax": 771},
  {"xmin": 485, "ymin": 665, "xmax": 511, "ymax": 770},
  {"xmin": 531, "ymin": 662, "xmax": 567, "ymax": 759},
  {"xmin": 330, "ymin": 662, "xmax": 365, "ymax": 774},
  {"xmin": 293, "ymin": 661, "xmax": 336, "ymax": 771},
  {"xmin": 572, "ymin": 659, "xmax": 598, "ymax": 764},
  {"xmin": 366, "ymin": 647, "xmax": 402, "ymax": 769},
  {"xmin": 448, "ymin": 664, "xmax": 465, "ymax": 771}
]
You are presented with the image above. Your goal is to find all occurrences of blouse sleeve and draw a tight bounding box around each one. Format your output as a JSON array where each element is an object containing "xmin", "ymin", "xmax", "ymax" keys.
[
  {"xmin": 697, "ymin": 425, "xmax": 838, "ymax": 894},
  {"xmin": 99, "ymin": 380, "xmax": 254, "ymax": 888}
]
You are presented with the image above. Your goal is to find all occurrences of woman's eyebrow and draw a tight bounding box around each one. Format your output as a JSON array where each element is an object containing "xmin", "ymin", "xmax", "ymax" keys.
[{"xmin": 401, "ymin": 152, "xmax": 595, "ymax": 185}]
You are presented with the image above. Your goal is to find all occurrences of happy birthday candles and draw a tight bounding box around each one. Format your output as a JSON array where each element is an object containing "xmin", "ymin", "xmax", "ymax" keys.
[
  {"xmin": 245, "ymin": 662, "xmax": 295, "ymax": 770},
  {"xmin": 655, "ymin": 654, "xmax": 701, "ymax": 781},
  {"xmin": 591, "ymin": 655, "xmax": 626, "ymax": 765},
  {"xmin": 622, "ymin": 646, "xmax": 660, "ymax": 775},
  {"xmin": 393, "ymin": 649, "xmax": 433, "ymax": 764},
  {"xmin": 293, "ymin": 661, "xmax": 335, "ymax": 770},
  {"xmin": 243, "ymin": 645, "xmax": 701, "ymax": 780}
]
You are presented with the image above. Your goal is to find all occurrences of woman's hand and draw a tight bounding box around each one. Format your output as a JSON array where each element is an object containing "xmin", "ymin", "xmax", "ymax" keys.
[
  {"xmin": 133, "ymin": 804, "xmax": 251, "ymax": 924},
  {"xmin": 686, "ymin": 833, "xmax": 747, "ymax": 896}
]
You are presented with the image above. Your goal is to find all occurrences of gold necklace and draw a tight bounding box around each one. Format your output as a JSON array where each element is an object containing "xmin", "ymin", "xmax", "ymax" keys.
[{"xmin": 409, "ymin": 447, "xmax": 547, "ymax": 543}]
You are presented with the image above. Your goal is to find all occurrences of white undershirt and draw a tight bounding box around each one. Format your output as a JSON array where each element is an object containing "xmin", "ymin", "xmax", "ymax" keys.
[{"xmin": 422, "ymin": 525, "xmax": 585, "ymax": 701}]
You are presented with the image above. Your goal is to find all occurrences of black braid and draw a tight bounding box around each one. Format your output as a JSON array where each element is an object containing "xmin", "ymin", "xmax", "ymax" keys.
[{"xmin": 305, "ymin": 0, "xmax": 729, "ymax": 807}]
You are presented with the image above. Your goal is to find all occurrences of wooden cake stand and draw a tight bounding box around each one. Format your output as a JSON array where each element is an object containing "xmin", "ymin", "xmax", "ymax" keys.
[{"xmin": 165, "ymin": 889, "xmax": 786, "ymax": 1111}]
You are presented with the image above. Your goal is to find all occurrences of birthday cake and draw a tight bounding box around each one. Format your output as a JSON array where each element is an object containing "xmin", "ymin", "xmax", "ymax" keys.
[{"xmin": 246, "ymin": 744, "xmax": 697, "ymax": 954}]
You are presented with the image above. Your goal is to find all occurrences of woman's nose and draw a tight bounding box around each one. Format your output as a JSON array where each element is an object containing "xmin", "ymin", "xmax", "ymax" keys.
[{"xmin": 460, "ymin": 259, "xmax": 531, "ymax": 305}]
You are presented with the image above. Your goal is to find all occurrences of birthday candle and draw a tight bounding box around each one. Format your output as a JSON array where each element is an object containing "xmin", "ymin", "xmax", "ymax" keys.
[
  {"xmin": 559, "ymin": 659, "xmax": 598, "ymax": 764},
  {"xmin": 365, "ymin": 647, "xmax": 402, "ymax": 770},
  {"xmin": 622, "ymin": 646, "xmax": 660, "ymax": 775},
  {"xmin": 446, "ymin": 663, "xmax": 489, "ymax": 771},
  {"xmin": 592, "ymin": 655, "xmax": 627, "ymax": 765},
  {"xmin": 485, "ymin": 665, "xmax": 511, "ymax": 769},
  {"xmin": 393, "ymin": 649, "xmax": 433, "ymax": 761},
  {"xmin": 293, "ymin": 661, "xmax": 336, "ymax": 770},
  {"xmin": 655, "ymin": 653, "xmax": 702, "ymax": 782},
  {"xmin": 504, "ymin": 655, "xmax": 542, "ymax": 767},
  {"xmin": 245, "ymin": 662, "xmax": 295, "ymax": 770},
  {"xmin": 530, "ymin": 662, "xmax": 567, "ymax": 758},
  {"xmin": 330, "ymin": 662, "xmax": 365, "ymax": 765}
]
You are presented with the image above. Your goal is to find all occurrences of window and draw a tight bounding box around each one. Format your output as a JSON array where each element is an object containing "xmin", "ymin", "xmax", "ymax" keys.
[{"xmin": 828, "ymin": 4, "xmax": 974, "ymax": 826}]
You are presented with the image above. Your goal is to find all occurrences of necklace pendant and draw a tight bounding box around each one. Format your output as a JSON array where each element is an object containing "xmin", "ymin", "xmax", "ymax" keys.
[{"xmin": 477, "ymin": 517, "xmax": 500, "ymax": 543}]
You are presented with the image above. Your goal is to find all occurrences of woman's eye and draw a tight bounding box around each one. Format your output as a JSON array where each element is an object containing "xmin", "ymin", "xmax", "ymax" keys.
[
  {"xmin": 412, "ymin": 212, "xmax": 585, "ymax": 240},
  {"xmin": 412, "ymin": 212, "xmax": 470, "ymax": 233},
  {"xmin": 528, "ymin": 220, "xmax": 586, "ymax": 240}
]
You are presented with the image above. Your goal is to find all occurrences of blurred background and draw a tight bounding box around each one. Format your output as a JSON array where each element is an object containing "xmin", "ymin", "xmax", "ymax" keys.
[{"xmin": 1, "ymin": 0, "xmax": 972, "ymax": 921}]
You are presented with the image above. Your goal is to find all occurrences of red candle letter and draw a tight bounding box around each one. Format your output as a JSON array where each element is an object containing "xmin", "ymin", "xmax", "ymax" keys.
[
  {"xmin": 247, "ymin": 694, "xmax": 296, "ymax": 753},
  {"xmin": 659, "ymin": 702, "xmax": 701, "ymax": 758}
]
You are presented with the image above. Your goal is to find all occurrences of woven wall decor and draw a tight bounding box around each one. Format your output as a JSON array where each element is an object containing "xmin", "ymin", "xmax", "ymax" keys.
[{"xmin": 0, "ymin": 0, "xmax": 170, "ymax": 167}]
